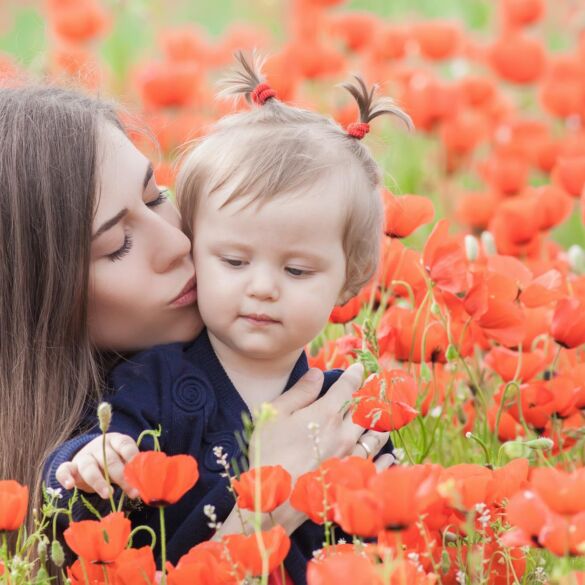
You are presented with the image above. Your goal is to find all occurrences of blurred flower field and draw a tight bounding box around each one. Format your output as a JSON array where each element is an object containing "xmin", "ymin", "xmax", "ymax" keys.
[{"xmin": 4, "ymin": 0, "xmax": 585, "ymax": 584}]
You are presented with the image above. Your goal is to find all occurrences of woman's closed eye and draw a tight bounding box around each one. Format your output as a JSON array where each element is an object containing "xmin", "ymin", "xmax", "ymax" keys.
[{"xmin": 108, "ymin": 233, "xmax": 133, "ymax": 262}]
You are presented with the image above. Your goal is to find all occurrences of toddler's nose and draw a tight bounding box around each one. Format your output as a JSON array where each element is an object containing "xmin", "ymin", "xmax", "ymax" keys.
[{"xmin": 246, "ymin": 267, "xmax": 279, "ymax": 301}]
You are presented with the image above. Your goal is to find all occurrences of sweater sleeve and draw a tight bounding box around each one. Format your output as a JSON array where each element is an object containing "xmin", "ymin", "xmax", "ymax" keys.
[{"xmin": 46, "ymin": 343, "xmax": 202, "ymax": 524}]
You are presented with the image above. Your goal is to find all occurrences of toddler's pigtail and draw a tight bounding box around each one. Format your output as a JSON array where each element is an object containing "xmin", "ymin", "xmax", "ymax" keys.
[
  {"xmin": 219, "ymin": 50, "xmax": 277, "ymax": 106},
  {"xmin": 342, "ymin": 76, "xmax": 413, "ymax": 139}
]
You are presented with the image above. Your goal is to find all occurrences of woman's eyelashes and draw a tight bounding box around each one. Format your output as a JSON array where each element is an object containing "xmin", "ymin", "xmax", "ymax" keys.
[
  {"xmin": 106, "ymin": 190, "xmax": 169, "ymax": 262},
  {"xmin": 108, "ymin": 232, "xmax": 133, "ymax": 262}
]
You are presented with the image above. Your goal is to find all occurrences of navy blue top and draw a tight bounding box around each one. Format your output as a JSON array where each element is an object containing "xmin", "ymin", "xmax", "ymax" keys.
[{"xmin": 44, "ymin": 329, "xmax": 394, "ymax": 584}]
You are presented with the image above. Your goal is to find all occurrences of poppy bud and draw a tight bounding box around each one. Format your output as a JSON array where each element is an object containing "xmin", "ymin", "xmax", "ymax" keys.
[
  {"xmin": 420, "ymin": 361, "xmax": 432, "ymax": 382},
  {"xmin": 568, "ymin": 245, "xmax": 585, "ymax": 275},
  {"xmin": 37, "ymin": 538, "xmax": 48, "ymax": 563},
  {"xmin": 501, "ymin": 441, "xmax": 532, "ymax": 459},
  {"xmin": 445, "ymin": 344, "xmax": 459, "ymax": 362},
  {"xmin": 464, "ymin": 234, "xmax": 479, "ymax": 262},
  {"xmin": 97, "ymin": 402, "xmax": 112, "ymax": 433},
  {"xmin": 51, "ymin": 540, "xmax": 65, "ymax": 567},
  {"xmin": 523, "ymin": 437, "xmax": 554, "ymax": 450},
  {"xmin": 480, "ymin": 230, "xmax": 496, "ymax": 256}
]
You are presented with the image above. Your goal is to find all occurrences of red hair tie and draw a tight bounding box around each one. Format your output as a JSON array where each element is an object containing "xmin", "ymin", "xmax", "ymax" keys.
[
  {"xmin": 251, "ymin": 82, "xmax": 277, "ymax": 105},
  {"xmin": 347, "ymin": 122, "xmax": 370, "ymax": 139}
]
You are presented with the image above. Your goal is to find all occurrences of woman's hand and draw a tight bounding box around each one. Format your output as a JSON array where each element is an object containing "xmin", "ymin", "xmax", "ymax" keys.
[
  {"xmin": 249, "ymin": 363, "xmax": 392, "ymax": 480},
  {"xmin": 221, "ymin": 364, "xmax": 394, "ymax": 537},
  {"xmin": 55, "ymin": 433, "xmax": 140, "ymax": 499}
]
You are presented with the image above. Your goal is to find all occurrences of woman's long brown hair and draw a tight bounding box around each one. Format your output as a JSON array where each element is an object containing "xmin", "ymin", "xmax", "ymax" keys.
[{"xmin": 0, "ymin": 86, "xmax": 120, "ymax": 542}]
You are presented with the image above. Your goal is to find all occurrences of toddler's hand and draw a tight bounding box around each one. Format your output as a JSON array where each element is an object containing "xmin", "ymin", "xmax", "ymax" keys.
[{"xmin": 55, "ymin": 433, "xmax": 140, "ymax": 500}]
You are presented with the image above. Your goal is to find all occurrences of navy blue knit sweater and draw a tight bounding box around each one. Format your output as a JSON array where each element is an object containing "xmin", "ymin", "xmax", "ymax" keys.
[{"xmin": 44, "ymin": 329, "xmax": 394, "ymax": 584}]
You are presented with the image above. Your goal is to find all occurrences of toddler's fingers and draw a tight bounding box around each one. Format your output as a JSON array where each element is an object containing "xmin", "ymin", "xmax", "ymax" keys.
[
  {"xmin": 103, "ymin": 453, "xmax": 139, "ymax": 499},
  {"xmin": 108, "ymin": 433, "xmax": 139, "ymax": 463},
  {"xmin": 77, "ymin": 455, "xmax": 112, "ymax": 499},
  {"xmin": 55, "ymin": 461, "xmax": 78, "ymax": 490}
]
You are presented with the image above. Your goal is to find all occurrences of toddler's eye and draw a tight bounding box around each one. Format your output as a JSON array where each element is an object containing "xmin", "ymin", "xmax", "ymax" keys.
[
  {"xmin": 221, "ymin": 258, "xmax": 246, "ymax": 268},
  {"xmin": 286, "ymin": 267, "xmax": 312, "ymax": 277}
]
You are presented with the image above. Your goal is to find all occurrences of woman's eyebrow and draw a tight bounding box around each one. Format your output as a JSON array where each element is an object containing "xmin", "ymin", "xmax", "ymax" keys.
[{"xmin": 92, "ymin": 208, "xmax": 128, "ymax": 240}]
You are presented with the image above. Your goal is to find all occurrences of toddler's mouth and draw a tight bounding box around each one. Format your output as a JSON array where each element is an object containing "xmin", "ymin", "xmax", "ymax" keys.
[{"xmin": 240, "ymin": 313, "xmax": 280, "ymax": 325}]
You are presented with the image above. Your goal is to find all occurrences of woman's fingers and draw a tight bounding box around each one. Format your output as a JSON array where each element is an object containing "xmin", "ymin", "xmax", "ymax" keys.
[
  {"xmin": 350, "ymin": 430, "xmax": 391, "ymax": 459},
  {"xmin": 318, "ymin": 362, "xmax": 364, "ymax": 413},
  {"xmin": 373, "ymin": 453, "xmax": 396, "ymax": 471},
  {"xmin": 108, "ymin": 433, "xmax": 139, "ymax": 463},
  {"xmin": 272, "ymin": 368, "xmax": 323, "ymax": 415}
]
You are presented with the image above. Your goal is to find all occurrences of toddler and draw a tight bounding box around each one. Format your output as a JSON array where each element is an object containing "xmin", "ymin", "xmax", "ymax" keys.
[{"xmin": 45, "ymin": 53, "xmax": 411, "ymax": 582}]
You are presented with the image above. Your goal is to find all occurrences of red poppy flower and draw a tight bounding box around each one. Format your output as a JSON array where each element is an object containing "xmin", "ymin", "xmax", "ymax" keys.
[
  {"xmin": 47, "ymin": 0, "xmax": 111, "ymax": 43},
  {"xmin": 507, "ymin": 382, "xmax": 555, "ymax": 430},
  {"xmin": 290, "ymin": 460, "xmax": 339, "ymax": 524},
  {"xmin": 350, "ymin": 369, "xmax": 418, "ymax": 432},
  {"xmin": 307, "ymin": 553, "xmax": 382, "ymax": 585},
  {"xmin": 114, "ymin": 547, "xmax": 157, "ymax": 585},
  {"xmin": 328, "ymin": 12, "xmax": 380, "ymax": 52},
  {"xmin": 531, "ymin": 467, "xmax": 585, "ymax": 516},
  {"xmin": 455, "ymin": 190, "xmax": 500, "ymax": 232},
  {"xmin": 232, "ymin": 466, "xmax": 292, "ymax": 513},
  {"xmin": 383, "ymin": 191, "xmax": 435, "ymax": 238},
  {"xmin": 333, "ymin": 487, "xmax": 384, "ymax": 537},
  {"xmin": 501, "ymin": 0, "xmax": 545, "ymax": 28},
  {"xmin": 167, "ymin": 542, "xmax": 235, "ymax": 585},
  {"xmin": 124, "ymin": 451, "xmax": 199, "ymax": 507},
  {"xmin": 552, "ymin": 156, "xmax": 585, "ymax": 197},
  {"xmin": 329, "ymin": 295, "xmax": 362, "ymax": 324},
  {"xmin": 67, "ymin": 558, "xmax": 116, "ymax": 585},
  {"xmin": 484, "ymin": 346, "xmax": 546, "ymax": 382},
  {"xmin": 0, "ymin": 480, "xmax": 28, "ymax": 531},
  {"xmin": 370, "ymin": 25, "xmax": 409, "ymax": 60},
  {"xmin": 368, "ymin": 464, "xmax": 441, "ymax": 529},
  {"xmin": 378, "ymin": 304, "xmax": 449, "ymax": 364},
  {"xmin": 439, "ymin": 464, "xmax": 494, "ymax": 510},
  {"xmin": 464, "ymin": 271, "xmax": 526, "ymax": 347},
  {"xmin": 64, "ymin": 512, "xmax": 131, "ymax": 564},
  {"xmin": 489, "ymin": 33, "xmax": 547, "ymax": 84},
  {"xmin": 411, "ymin": 20, "xmax": 461, "ymax": 61},
  {"xmin": 520, "ymin": 269, "xmax": 564, "ymax": 308},
  {"xmin": 551, "ymin": 297, "xmax": 585, "ymax": 349},
  {"xmin": 223, "ymin": 525, "xmax": 290, "ymax": 577},
  {"xmin": 491, "ymin": 458, "xmax": 530, "ymax": 504},
  {"xmin": 422, "ymin": 220, "xmax": 468, "ymax": 295}
]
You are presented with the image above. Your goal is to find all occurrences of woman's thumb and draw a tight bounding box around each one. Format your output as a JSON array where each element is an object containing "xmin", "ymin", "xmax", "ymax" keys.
[{"xmin": 271, "ymin": 368, "xmax": 323, "ymax": 414}]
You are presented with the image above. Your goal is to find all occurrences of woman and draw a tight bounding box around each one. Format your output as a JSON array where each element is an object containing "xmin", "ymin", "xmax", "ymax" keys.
[{"xmin": 0, "ymin": 84, "xmax": 391, "ymax": 562}]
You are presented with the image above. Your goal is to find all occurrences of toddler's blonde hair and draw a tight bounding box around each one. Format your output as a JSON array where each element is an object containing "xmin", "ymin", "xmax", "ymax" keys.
[{"xmin": 176, "ymin": 52, "xmax": 412, "ymax": 303}]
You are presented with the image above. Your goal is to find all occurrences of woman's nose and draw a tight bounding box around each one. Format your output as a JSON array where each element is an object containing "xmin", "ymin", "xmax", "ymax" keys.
[{"xmin": 150, "ymin": 212, "xmax": 193, "ymax": 273}]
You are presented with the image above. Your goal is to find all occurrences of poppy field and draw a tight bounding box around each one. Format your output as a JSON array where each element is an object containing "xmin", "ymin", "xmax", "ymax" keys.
[{"xmin": 3, "ymin": 0, "xmax": 585, "ymax": 583}]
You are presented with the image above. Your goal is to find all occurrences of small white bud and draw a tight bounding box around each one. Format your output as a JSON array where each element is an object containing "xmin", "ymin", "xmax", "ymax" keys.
[
  {"xmin": 464, "ymin": 234, "xmax": 479, "ymax": 262},
  {"xmin": 568, "ymin": 245, "xmax": 585, "ymax": 275},
  {"xmin": 97, "ymin": 402, "xmax": 112, "ymax": 434},
  {"xmin": 480, "ymin": 231, "xmax": 497, "ymax": 256}
]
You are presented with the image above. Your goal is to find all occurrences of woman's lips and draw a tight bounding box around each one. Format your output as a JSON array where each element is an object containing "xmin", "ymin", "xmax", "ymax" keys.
[{"xmin": 170, "ymin": 277, "xmax": 197, "ymax": 307}]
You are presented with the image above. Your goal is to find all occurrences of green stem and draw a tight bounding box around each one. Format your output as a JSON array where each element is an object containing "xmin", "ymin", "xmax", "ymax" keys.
[
  {"xmin": 102, "ymin": 433, "xmax": 116, "ymax": 513},
  {"xmin": 128, "ymin": 525, "xmax": 157, "ymax": 550},
  {"xmin": 159, "ymin": 507, "xmax": 167, "ymax": 585}
]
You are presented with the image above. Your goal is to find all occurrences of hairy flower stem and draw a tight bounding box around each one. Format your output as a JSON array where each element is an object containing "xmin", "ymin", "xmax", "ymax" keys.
[{"xmin": 159, "ymin": 507, "xmax": 167, "ymax": 585}]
